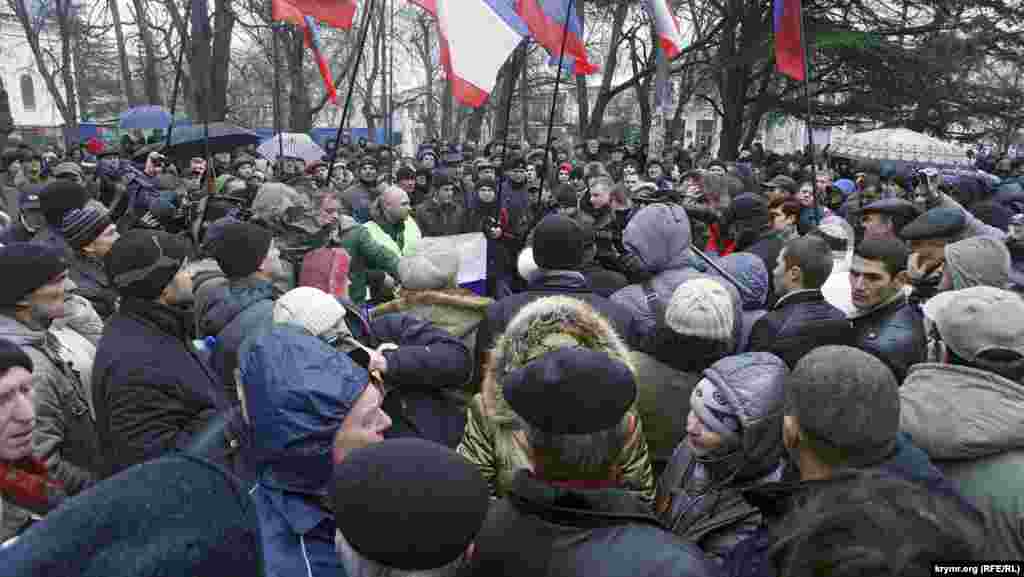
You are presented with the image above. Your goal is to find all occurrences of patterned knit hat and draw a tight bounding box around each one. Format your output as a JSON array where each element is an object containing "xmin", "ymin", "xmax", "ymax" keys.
[
  {"xmin": 665, "ymin": 277, "xmax": 737, "ymax": 347},
  {"xmin": 62, "ymin": 200, "xmax": 112, "ymax": 250}
]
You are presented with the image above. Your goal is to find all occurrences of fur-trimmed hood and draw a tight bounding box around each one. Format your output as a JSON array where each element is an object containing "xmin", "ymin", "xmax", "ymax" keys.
[
  {"xmin": 371, "ymin": 288, "xmax": 493, "ymax": 341},
  {"xmin": 483, "ymin": 295, "xmax": 635, "ymax": 424}
]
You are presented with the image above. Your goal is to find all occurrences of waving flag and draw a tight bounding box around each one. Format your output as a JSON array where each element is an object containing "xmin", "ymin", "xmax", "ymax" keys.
[
  {"xmin": 646, "ymin": 0, "xmax": 685, "ymax": 59},
  {"xmin": 304, "ymin": 16, "xmax": 338, "ymax": 103},
  {"xmin": 409, "ymin": 0, "xmax": 529, "ymax": 108},
  {"xmin": 515, "ymin": 0, "xmax": 598, "ymax": 75},
  {"xmin": 774, "ymin": 0, "xmax": 806, "ymax": 80},
  {"xmin": 272, "ymin": 0, "xmax": 356, "ymax": 29}
]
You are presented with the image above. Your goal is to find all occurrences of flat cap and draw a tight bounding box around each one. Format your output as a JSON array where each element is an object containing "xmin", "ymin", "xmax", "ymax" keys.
[
  {"xmin": 862, "ymin": 198, "xmax": 921, "ymax": 222},
  {"xmin": 504, "ymin": 347, "xmax": 636, "ymax": 435},
  {"xmin": 899, "ymin": 207, "xmax": 966, "ymax": 241}
]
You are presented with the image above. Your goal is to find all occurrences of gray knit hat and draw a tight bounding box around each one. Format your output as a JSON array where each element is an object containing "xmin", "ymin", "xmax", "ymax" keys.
[
  {"xmin": 272, "ymin": 286, "xmax": 348, "ymax": 343},
  {"xmin": 786, "ymin": 346, "xmax": 899, "ymax": 467},
  {"xmin": 62, "ymin": 200, "xmax": 112, "ymax": 250}
]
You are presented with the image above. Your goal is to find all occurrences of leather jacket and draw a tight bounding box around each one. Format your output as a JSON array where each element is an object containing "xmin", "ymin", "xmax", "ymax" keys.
[{"xmin": 851, "ymin": 293, "xmax": 926, "ymax": 382}]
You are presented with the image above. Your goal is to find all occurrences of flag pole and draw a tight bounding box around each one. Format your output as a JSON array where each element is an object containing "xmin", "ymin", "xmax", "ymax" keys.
[
  {"xmin": 496, "ymin": 39, "xmax": 527, "ymax": 212},
  {"xmin": 536, "ymin": 0, "xmax": 575, "ymax": 199},
  {"xmin": 388, "ymin": 0, "xmax": 395, "ymax": 149},
  {"xmin": 165, "ymin": 0, "xmax": 192, "ymax": 150},
  {"xmin": 327, "ymin": 0, "xmax": 377, "ymax": 181},
  {"xmin": 799, "ymin": 1, "xmax": 814, "ymax": 169}
]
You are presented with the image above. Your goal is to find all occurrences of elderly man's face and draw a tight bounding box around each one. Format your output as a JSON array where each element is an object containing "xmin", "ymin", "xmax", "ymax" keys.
[
  {"xmin": 332, "ymin": 384, "xmax": 392, "ymax": 465},
  {"xmin": 0, "ymin": 365, "xmax": 35, "ymax": 461},
  {"xmin": 384, "ymin": 188, "xmax": 411, "ymax": 223}
]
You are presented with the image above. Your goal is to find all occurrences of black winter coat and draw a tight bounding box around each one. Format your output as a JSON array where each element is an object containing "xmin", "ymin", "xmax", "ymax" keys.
[
  {"xmin": 469, "ymin": 471, "xmax": 717, "ymax": 577},
  {"xmin": 747, "ymin": 289, "xmax": 853, "ymax": 368},
  {"xmin": 92, "ymin": 298, "xmax": 226, "ymax": 478},
  {"xmin": 345, "ymin": 304, "xmax": 473, "ymax": 448},
  {"xmin": 851, "ymin": 294, "xmax": 926, "ymax": 382}
]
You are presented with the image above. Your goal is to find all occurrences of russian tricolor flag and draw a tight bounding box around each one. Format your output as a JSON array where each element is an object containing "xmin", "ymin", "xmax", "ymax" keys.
[
  {"xmin": 515, "ymin": 0, "xmax": 598, "ymax": 75},
  {"xmin": 774, "ymin": 0, "xmax": 806, "ymax": 81},
  {"xmin": 410, "ymin": 0, "xmax": 529, "ymax": 108},
  {"xmin": 272, "ymin": 0, "xmax": 357, "ymax": 29},
  {"xmin": 304, "ymin": 16, "xmax": 338, "ymax": 104},
  {"xmin": 646, "ymin": 0, "xmax": 685, "ymax": 59}
]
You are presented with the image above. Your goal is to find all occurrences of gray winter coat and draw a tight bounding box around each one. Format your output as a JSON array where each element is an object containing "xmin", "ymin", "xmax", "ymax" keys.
[
  {"xmin": 900, "ymin": 363, "xmax": 1024, "ymax": 559},
  {"xmin": 656, "ymin": 352, "xmax": 789, "ymax": 564},
  {"xmin": 611, "ymin": 203, "xmax": 697, "ymax": 333},
  {"xmin": 0, "ymin": 314, "xmax": 102, "ymax": 497}
]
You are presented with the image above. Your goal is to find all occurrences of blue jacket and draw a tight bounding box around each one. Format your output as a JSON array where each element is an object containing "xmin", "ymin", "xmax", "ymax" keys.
[
  {"xmin": 198, "ymin": 277, "xmax": 280, "ymax": 402},
  {"xmin": 342, "ymin": 300, "xmax": 473, "ymax": 448},
  {"xmin": 239, "ymin": 327, "xmax": 369, "ymax": 577}
]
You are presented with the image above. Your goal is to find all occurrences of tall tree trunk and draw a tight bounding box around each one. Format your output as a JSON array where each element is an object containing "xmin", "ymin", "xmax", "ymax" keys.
[
  {"xmin": 209, "ymin": 0, "xmax": 235, "ymax": 121},
  {"xmin": 71, "ymin": 16, "xmax": 91, "ymax": 121},
  {"xmin": 286, "ymin": 31, "xmax": 312, "ymax": 132},
  {"xmin": 519, "ymin": 46, "xmax": 529, "ymax": 141},
  {"xmin": 108, "ymin": 0, "xmax": 137, "ymax": 106},
  {"xmin": 585, "ymin": 2, "xmax": 629, "ymax": 138},
  {"xmin": 441, "ymin": 78, "xmax": 452, "ymax": 139},
  {"xmin": 129, "ymin": 0, "xmax": 162, "ymax": 105},
  {"xmin": 363, "ymin": 5, "xmax": 383, "ymax": 142},
  {"xmin": 494, "ymin": 42, "xmax": 527, "ymax": 138},
  {"xmin": 56, "ymin": 0, "xmax": 78, "ymax": 151}
]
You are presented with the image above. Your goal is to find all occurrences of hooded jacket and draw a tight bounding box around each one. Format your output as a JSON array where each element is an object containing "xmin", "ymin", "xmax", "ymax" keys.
[
  {"xmin": 198, "ymin": 276, "xmax": 280, "ymax": 402},
  {"xmin": 458, "ymin": 295, "xmax": 656, "ymax": 502},
  {"xmin": 611, "ymin": 203, "xmax": 699, "ymax": 336},
  {"xmin": 239, "ymin": 327, "xmax": 369, "ymax": 577},
  {"xmin": 656, "ymin": 353, "xmax": 789, "ymax": 563},
  {"xmin": 900, "ymin": 363, "xmax": 1024, "ymax": 558},
  {"xmin": 944, "ymin": 236, "xmax": 1012, "ymax": 290},
  {"xmin": 718, "ymin": 252, "xmax": 770, "ymax": 353},
  {"xmin": 0, "ymin": 314, "xmax": 102, "ymax": 497}
]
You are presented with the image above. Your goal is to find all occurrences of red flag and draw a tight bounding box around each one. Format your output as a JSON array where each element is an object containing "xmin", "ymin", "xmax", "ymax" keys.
[
  {"xmin": 773, "ymin": 0, "xmax": 805, "ymax": 81},
  {"xmin": 273, "ymin": 0, "xmax": 356, "ymax": 29}
]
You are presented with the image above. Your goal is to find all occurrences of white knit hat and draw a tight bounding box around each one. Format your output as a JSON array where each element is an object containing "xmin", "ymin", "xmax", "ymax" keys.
[
  {"xmin": 272, "ymin": 286, "xmax": 347, "ymax": 341},
  {"xmin": 665, "ymin": 277, "xmax": 736, "ymax": 345}
]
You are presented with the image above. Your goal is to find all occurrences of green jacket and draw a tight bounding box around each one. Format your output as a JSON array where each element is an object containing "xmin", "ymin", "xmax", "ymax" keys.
[
  {"xmin": 364, "ymin": 215, "xmax": 423, "ymax": 259},
  {"xmin": 315, "ymin": 216, "xmax": 401, "ymax": 305}
]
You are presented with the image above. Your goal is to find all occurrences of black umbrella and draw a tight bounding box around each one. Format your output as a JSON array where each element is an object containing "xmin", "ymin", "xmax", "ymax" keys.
[{"xmin": 164, "ymin": 122, "xmax": 261, "ymax": 160}]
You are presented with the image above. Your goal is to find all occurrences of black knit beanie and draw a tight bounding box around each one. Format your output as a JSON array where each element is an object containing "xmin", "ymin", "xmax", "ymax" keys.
[
  {"xmin": 39, "ymin": 180, "xmax": 90, "ymax": 227},
  {"xmin": 212, "ymin": 222, "xmax": 273, "ymax": 279}
]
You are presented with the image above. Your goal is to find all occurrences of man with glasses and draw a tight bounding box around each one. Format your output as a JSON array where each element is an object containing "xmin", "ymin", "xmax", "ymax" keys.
[{"xmin": 93, "ymin": 230, "xmax": 226, "ymax": 478}]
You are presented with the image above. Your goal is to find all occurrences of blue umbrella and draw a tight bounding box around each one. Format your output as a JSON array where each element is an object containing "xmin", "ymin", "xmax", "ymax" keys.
[{"xmin": 120, "ymin": 105, "xmax": 174, "ymax": 130}]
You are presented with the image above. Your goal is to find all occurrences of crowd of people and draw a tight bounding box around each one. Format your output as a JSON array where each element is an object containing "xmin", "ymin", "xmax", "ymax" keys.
[{"xmin": 0, "ymin": 130, "xmax": 1022, "ymax": 576}]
